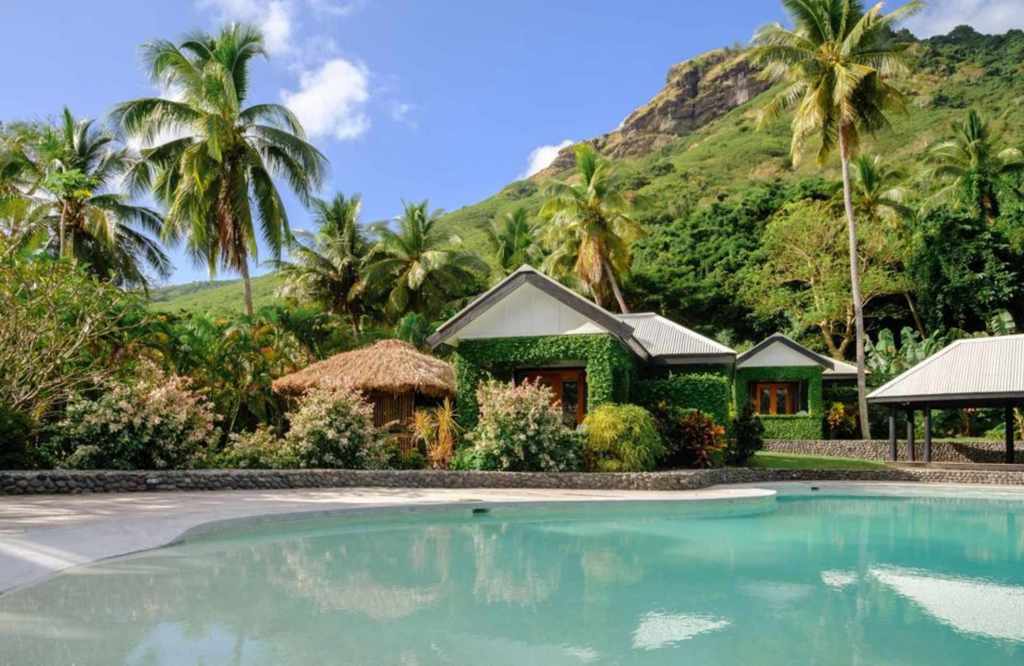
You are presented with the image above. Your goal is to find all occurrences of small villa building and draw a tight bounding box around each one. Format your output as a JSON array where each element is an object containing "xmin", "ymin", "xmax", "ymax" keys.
[
  {"xmin": 428, "ymin": 266, "xmax": 858, "ymax": 432},
  {"xmin": 736, "ymin": 334, "xmax": 861, "ymax": 439}
]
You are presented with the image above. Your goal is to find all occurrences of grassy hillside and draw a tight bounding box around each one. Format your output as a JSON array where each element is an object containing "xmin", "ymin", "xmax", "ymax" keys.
[
  {"xmin": 149, "ymin": 273, "xmax": 285, "ymax": 314},
  {"xmin": 436, "ymin": 27, "xmax": 1024, "ymax": 253}
]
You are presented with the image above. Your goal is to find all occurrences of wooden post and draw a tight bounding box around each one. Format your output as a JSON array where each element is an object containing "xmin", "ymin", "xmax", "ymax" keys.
[
  {"xmin": 923, "ymin": 407, "xmax": 932, "ymax": 464},
  {"xmin": 1006, "ymin": 406, "xmax": 1016, "ymax": 465},
  {"xmin": 888, "ymin": 407, "xmax": 897, "ymax": 461},
  {"xmin": 906, "ymin": 408, "xmax": 916, "ymax": 462}
]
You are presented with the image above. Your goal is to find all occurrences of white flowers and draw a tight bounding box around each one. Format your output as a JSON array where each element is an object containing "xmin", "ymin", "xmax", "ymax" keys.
[{"xmin": 465, "ymin": 380, "xmax": 583, "ymax": 472}]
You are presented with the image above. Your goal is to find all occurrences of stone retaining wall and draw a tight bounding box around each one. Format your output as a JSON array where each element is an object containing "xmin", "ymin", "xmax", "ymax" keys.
[
  {"xmin": 2, "ymin": 465, "xmax": 1023, "ymax": 495},
  {"xmin": 764, "ymin": 439, "xmax": 1021, "ymax": 464}
]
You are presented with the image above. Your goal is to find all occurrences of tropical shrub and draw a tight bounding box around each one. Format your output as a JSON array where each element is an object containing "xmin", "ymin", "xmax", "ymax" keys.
[
  {"xmin": 727, "ymin": 403, "xmax": 764, "ymax": 465},
  {"xmin": 0, "ymin": 403, "xmax": 36, "ymax": 469},
  {"xmin": 666, "ymin": 410, "xmax": 726, "ymax": 469},
  {"xmin": 462, "ymin": 380, "xmax": 583, "ymax": 472},
  {"xmin": 413, "ymin": 398, "xmax": 460, "ymax": 469},
  {"xmin": 156, "ymin": 310, "xmax": 312, "ymax": 433},
  {"xmin": 581, "ymin": 404, "xmax": 664, "ymax": 472},
  {"xmin": 825, "ymin": 402, "xmax": 858, "ymax": 440},
  {"xmin": 215, "ymin": 426, "xmax": 297, "ymax": 469},
  {"xmin": 47, "ymin": 371, "xmax": 219, "ymax": 470},
  {"xmin": 381, "ymin": 439, "xmax": 429, "ymax": 470},
  {"xmin": 0, "ymin": 258, "xmax": 149, "ymax": 428},
  {"xmin": 285, "ymin": 387, "xmax": 386, "ymax": 469}
]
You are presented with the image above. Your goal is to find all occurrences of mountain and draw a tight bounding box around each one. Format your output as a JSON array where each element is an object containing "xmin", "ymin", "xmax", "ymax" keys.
[
  {"xmin": 149, "ymin": 273, "xmax": 285, "ymax": 313},
  {"xmin": 150, "ymin": 26, "xmax": 1024, "ymax": 317},
  {"xmin": 436, "ymin": 26, "xmax": 1024, "ymax": 251}
]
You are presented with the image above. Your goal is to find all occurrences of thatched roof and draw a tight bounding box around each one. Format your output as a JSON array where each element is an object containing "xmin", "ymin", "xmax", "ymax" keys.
[{"xmin": 272, "ymin": 339, "xmax": 455, "ymax": 399}]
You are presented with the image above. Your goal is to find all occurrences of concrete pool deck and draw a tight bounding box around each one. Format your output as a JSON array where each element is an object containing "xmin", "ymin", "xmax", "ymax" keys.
[{"xmin": 0, "ymin": 486, "xmax": 771, "ymax": 594}]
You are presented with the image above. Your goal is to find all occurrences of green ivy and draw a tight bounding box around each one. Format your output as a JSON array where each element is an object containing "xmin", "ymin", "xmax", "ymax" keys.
[
  {"xmin": 451, "ymin": 334, "xmax": 636, "ymax": 427},
  {"xmin": 735, "ymin": 366, "xmax": 824, "ymax": 439},
  {"xmin": 633, "ymin": 373, "xmax": 732, "ymax": 427},
  {"xmin": 759, "ymin": 415, "xmax": 823, "ymax": 440}
]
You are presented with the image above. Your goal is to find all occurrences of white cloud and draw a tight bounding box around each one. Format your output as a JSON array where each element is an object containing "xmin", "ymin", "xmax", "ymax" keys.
[
  {"xmin": 307, "ymin": 0, "xmax": 365, "ymax": 17},
  {"xmin": 390, "ymin": 101, "xmax": 416, "ymax": 127},
  {"xmin": 281, "ymin": 58, "xmax": 371, "ymax": 140},
  {"xmin": 519, "ymin": 139, "xmax": 574, "ymax": 179},
  {"xmin": 903, "ymin": 0, "xmax": 1024, "ymax": 37},
  {"xmin": 199, "ymin": 0, "xmax": 295, "ymax": 54}
]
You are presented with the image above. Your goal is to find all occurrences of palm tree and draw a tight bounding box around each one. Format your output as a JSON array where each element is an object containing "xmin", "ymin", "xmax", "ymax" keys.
[
  {"xmin": 114, "ymin": 24, "xmax": 327, "ymax": 315},
  {"xmin": 539, "ymin": 144, "xmax": 642, "ymax": 312},
  {"xmin": 483, "ymin": 207, "xmax": 541, "ymax": 280},
  {"xmin": 25, "ymin": 109, "xmax": 169, "ymax": 287},
  {"xmin": 363, "ymin": 200, "xmax": 488, "ymax": 319},
  {"xmin": 925, "ymin": 109, "xmax": 1024, "ymax": 222},
  {"xmin": 752, "ymin": 0, "xmax": 922, "ymax": 438},
  {"xmin": 851, "ymin": 155, "xmax": 924, "ymax": 334},
  {"xmin": 275, "ymin": 193, "xmax": 369, "ymax": 334}
]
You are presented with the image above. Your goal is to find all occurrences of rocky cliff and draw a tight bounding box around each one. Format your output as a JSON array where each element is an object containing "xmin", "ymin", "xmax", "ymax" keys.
[{"xmin": 534, "ymin": 48, "xmax": 770, "ymax": 177}]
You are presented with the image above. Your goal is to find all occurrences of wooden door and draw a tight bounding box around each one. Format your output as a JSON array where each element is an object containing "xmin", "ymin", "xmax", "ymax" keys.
[
  {"xmin": 515, "ymin": 368, "xmax": 587, "ymax": 426},
  {"xmin": 752, "ymin": 382, "xmax": 798, "ymax": 415}
]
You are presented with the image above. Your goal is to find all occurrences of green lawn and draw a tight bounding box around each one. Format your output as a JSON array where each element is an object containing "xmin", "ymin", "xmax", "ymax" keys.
[{"xmin": 746, "ymin": 451, "xmax": 887, "ymax": 471}]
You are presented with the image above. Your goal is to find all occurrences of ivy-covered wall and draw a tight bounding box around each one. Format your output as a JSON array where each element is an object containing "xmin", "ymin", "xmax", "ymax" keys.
[
  {"xmin": 451, "ymin": 334, "xmax": 636, "ymax": 427},
  {"xmin": 633, "ymin": 373, "xmax": 733, "ymax": 427},
  {"xmin": 735, "ymin": 365, "xmax": 824, "ymax": 439}
]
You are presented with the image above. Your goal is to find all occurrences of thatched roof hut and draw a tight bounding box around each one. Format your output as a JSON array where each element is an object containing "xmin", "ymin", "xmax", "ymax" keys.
[{"xmin": 273, "ymin": 339, "xmax": 455, "ymax": 427}]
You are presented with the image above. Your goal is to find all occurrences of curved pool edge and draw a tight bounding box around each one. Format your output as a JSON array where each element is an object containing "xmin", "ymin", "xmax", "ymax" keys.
[{"xmin": 0, "ymin": 486, "xmax": 771, "ymax": 596}]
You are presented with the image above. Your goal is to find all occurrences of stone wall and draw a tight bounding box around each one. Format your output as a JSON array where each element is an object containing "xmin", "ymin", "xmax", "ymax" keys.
[
  {"xmin": 764, "ymin": 439, "xmax": 1021, "ymax": 464},
  {"xmin": 2, "ymin": 465, "xmax": 1023, "ymax": 495}
]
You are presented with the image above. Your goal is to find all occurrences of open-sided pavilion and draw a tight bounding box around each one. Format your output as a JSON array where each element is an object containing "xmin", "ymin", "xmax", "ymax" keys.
[{"xmin": 867, "ymin": 335, "xmax": 1024, "ymax": 463}]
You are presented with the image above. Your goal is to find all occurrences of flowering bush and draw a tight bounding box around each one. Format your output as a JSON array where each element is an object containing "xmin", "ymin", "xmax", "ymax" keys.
[
  {"xmin": 47, "ymin": 372, "xmax": 219, "ymax": 470},
  {"xmin": 581, "ymin": 404, "xmax": 664, "ymax": 472},
  {"xmin": 285, "ymin": 386, "xmax": 387, "ymax": 469},
  {"xmin": 462, "ymin": 380, "xmax": 583, "ymax": 472},
  {"xmin": 215, "ymin": 426, "xmax": 298, "ymax": 469}
]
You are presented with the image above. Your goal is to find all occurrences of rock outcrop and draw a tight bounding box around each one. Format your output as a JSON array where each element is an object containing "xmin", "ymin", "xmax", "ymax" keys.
[{"xmin": 534, "ymin": 48, "xmax": 770, "ymax": 177}]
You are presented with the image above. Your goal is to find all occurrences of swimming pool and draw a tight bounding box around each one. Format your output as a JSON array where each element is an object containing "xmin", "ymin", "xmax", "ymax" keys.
[{"xmin": 1, "ymin": 486, "xmax": 1022, "ymax": 665}]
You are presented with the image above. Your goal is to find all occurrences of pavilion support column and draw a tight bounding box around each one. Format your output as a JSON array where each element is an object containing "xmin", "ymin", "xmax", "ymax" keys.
[
  {"xmin": 1006, "ymin": 406, "xmax": 1016, "ymax": 465},
  {"xmin": 923, "ymin": 407, "xmax": 932, "ymax": 464},
  {"xmin": 906, "ymin": 408, "xmax": 916, "ymax": 462},
  {"xmin": 888, "ymin": 407, "xmax": 897, "ymax": 461}
]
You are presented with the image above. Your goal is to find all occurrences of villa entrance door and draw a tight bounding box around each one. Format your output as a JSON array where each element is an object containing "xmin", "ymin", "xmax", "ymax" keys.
[{"xmin": 514, "ymin": 368, "xmax": 587, "ymax": 426}]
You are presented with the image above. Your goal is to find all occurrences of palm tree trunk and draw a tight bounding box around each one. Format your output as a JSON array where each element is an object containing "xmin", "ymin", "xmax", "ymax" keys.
[
  {"xmin": 603, "ymin": 258, "xmax": 630, "ymax": 314},
  {"xmin": 239, "ymin": 258, "xmax": 255, "ymax": 317},
  {"xmin": 839, "ymin": 131, "xmax": 872, "ymax": 439},
  {"xmin": 904, "ymin": 291, "xmax": 926, "ymax": 336},
  {"xmin": 59, "ymin": 201, "xmax": 69, "ymax": 259}
]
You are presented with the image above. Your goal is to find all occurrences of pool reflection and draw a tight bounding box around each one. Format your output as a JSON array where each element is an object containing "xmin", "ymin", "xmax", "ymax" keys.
[{"xmin": 0, "ymin": 495, "xmax": 1022, "ymax": 665}]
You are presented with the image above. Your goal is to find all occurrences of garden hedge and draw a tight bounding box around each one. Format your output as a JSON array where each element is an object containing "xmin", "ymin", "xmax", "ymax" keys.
[
  {"xmin": 759, "ymin": 415, "xmax": 823, "ymax": 440},
  {"xmin": 450, "ymin": 334, "xmax": 636, "ymax": 427},
  {"xmin": 633, "ymin": 372, "xmax": 732, "ymax": 427}
]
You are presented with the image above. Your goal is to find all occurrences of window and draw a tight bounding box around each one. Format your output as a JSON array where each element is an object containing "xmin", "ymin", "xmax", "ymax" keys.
[{"xmin": 750, "ymin": 382, "xmax": 803, "ymax": 415}]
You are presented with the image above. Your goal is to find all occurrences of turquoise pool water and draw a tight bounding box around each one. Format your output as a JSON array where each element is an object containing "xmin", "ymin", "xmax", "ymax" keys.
[{"xmin": 2, "ymin": 490, "xmax": 1023, "ymax": 665}]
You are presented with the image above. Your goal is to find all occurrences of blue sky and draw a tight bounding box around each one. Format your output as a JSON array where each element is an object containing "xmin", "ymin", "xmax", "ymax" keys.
[{"xmin": 2, "ymin": 0, "xmax": 1017, "ymax": 284}]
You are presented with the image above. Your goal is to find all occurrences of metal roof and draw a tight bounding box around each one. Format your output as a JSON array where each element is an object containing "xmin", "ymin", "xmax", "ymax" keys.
[
  {"xmin": 617, "ymin": 313, "xmax": 736, "ymax": 363},
  {"xmin": 868, "ymin": 335, "xmax": 1024, "ymax": 406}
]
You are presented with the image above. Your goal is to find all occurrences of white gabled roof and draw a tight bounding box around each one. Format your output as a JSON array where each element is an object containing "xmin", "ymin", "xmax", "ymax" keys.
[
  {"xmin": 618, "ymin": 313, "xmax": 735, "ymax": 360},
  {"xmin": 737, "ymin": 333, "xmax": 860, "ymax": 378},
  {"xmin": 868, "ymin": 335, "xmax": 1024, "ymax": 404},
  {"xmin": 427, "ymin": 265, "xmax": 735, "ymax": 364}
]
